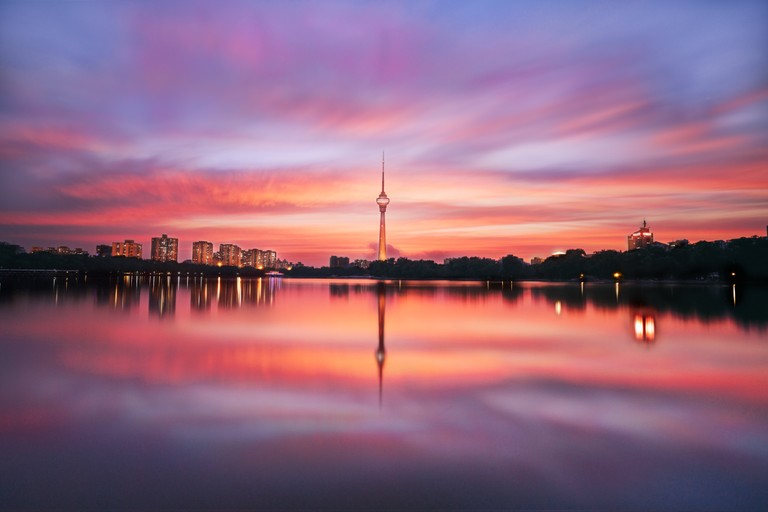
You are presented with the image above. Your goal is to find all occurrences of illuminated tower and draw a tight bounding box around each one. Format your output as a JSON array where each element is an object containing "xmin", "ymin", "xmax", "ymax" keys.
[
  {"xmin": 627, "ymin": 219, "xmax": 654, "ymax": 250},
  {"xmin": 376, "ymin": 153, "xmax": 390, "ymax": 261}
]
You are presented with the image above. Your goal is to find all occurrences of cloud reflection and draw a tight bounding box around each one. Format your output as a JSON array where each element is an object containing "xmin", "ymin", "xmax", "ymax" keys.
[{"xmin": 1, "ymin": 278, "xmax": 767, "ymax": 508}]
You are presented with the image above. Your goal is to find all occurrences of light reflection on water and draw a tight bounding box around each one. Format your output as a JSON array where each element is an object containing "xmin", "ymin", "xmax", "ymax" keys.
[{"xmin": 0, "ymin": 276, "xmax": 767, "ymax": 510}]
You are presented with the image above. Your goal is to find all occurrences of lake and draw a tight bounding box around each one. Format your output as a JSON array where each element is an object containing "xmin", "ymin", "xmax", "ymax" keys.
[{"xmin": 1, "ymin": 275, "xmax": 767, "ymax": 510}]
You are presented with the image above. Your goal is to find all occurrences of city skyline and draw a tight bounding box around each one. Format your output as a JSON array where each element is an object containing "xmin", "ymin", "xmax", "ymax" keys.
[{"xmin": 1, "ymin": 1, "xmax": 767, "ymax": 266}]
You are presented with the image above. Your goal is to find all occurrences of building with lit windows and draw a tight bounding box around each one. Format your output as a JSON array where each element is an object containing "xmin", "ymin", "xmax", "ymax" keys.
[
  {"xmin": 628, "ymin": 220, "xmax": 654, "ymax": 250},
  {"xmin": 219, "ymin": 243, "xmax": 242, "ymax": 267},
  {"xmin": 31, "ymin": 246, "xmax": 87, "ymax": 255},
  {"xmin": 151, "ymin": 234, "xmax": 178, "ymax": 263},
  {"xmin": 241, "ymin": 248, "xmax": 267, "ymax": 269},
  {"xmin": 264, "ymin": 250, "xmax": 278, "ymax": 269},
  {"xmin": 112, "ymin": 240, "xmax": 142, "ymax": 258},
  {"xmin": 192, "ymin": 241, "xmax": 214, "ymax": 265},
  {"xmin": 242, "ymin": 249, "xmax": 256, "ymax": 268}
]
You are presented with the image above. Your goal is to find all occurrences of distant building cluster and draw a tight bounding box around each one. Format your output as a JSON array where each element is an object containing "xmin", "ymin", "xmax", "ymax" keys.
[
  {"xmin": 329, "ymin": 255, "xmax": 370, "ymax": 269},
  {"xmin": 329, "ymin": 255, "xmax": 349, "ymax": 268},
  {"xmin": 31, "ymin": 245, "xmax": 88, "ymax": 255},
  {"xmin": 100, "ymin": 235, "xmax": 288, "ymax": 269},
  {"xmin": 191, "ymin": 241, "xmax": 286, "ymax": 270}
]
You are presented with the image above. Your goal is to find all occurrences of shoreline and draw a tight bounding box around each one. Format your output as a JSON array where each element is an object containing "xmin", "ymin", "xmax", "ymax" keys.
[{"xmin": 0, "ymin": 269, "xmax": 761, "ymax": 286}]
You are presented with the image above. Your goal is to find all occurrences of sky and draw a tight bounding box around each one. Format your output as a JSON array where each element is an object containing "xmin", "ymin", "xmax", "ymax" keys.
[{"xmin": 1, "ymin": 0, "xmax": 767, "ymax": 266}]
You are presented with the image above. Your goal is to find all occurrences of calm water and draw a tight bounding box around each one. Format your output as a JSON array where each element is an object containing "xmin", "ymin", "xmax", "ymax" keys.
[{"xmin": 1, "ymin": 275, "xmax": 767, "ymax": 510}]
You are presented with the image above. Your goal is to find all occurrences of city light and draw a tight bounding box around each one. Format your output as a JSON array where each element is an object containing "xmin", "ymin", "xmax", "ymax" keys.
[{"xmin": 634, "ymin": 314, "xmax": 656, "ymax": 343}]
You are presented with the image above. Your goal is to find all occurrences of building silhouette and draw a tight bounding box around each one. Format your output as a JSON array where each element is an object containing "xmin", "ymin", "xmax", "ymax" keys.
[
  {"xmin": 112, "ymin": 239, "xmax": 142, "ymax": 258},
  {"xmin": 192, "ymin": 241, "xmax": 214, "ymax": 265},
  {"xmin": 376, "ymin": 153, "xmax": 390, "ymax": 261},
  {"xmin": 95, "ymin": 244, "xmax": 112, "ymax": 257},
  {"xmin": 330, "ymin": 255, "xmax": 350, "ymax": 268},
  {"xmin": 628, "ymin": 219, "xmax": 654, "ymax": 250},
  {"xmin": 151, "ymin": 234, "xmax": 178, "ymax": 263}
]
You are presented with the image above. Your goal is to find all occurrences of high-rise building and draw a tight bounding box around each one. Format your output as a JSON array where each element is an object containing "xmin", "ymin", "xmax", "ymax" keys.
[
  {"xmin": 240, "ymin": 248, "xmax": 275, "ymax": 269},
  {"xmin": 376, "ymin": 153, "xmax": 390, "ymax": 261},
  {"xmin": 241, "ymin": 248, "xmax": 260, "ymax": 268},
  {"xmin": 112, "ymin": 240, "xmax": 142, "ymax": 258},
  {"xmin": 151, "ymin": 234, "xmax": 178, "ymax": 262},
  {"xmin": 192, "ymin": 241, "xmax": 214, "ymax": 265},
  {"xmin": 628, "ymin": 220, "xmax": 654, "ymax": 250},
  {"xmin": 219, "ymin": 243, "xmax": 242, "ymax": 267},
  {"xmin": 264, "ymin": 250, "xmax": 277, "ymax": 269}
]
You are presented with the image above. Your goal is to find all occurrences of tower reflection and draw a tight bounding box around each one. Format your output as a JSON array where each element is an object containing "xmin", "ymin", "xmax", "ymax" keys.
[{"xmin": 376, "ymin": 282, "xmax": 386, "ymax": 408}]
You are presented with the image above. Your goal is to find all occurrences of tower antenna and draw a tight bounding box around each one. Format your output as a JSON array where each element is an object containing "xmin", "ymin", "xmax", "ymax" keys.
[{"xmin": 381, "ymin": 151, "xmax": 385, "ymax": 194}]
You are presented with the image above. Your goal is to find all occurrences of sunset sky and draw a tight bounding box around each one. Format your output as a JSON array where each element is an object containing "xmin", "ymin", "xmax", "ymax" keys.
[{"xmin": 1, "ymin": 1, "xmax": 767, "ymax": 265}]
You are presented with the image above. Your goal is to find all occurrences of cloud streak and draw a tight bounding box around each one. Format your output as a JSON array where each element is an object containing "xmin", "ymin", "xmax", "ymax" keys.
[{"xmin": 1, "ymin": 1, "xmax": 767, "ymax": 264}]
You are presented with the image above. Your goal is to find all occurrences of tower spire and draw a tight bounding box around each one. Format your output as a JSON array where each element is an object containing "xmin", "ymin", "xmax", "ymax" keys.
[{"xmin": 381, "ymin": 151, "xmax": 385, "ymax": 194}]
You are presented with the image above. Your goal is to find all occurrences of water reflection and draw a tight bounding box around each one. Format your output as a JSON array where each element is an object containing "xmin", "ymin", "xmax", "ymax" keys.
[
  {"xmin": 149, "ymin": 275, "xmax": 176, "ymax": 318},
  {"xmin": 190, "ymin": 276, "xmax": 212, "ymax": 312},
  {"xmin": 330, "ymin": 283, "xmax": 349, "ymax": 298},
  {"xmin": 376, "ymin": 282, "xmax": 386, "ymax": 407},
  {"xmin": 216, "ymin": 276, "xmax": 279, "ymax": 309},
  {"xmin": 0, "ymin": 277, "xmax": 766, "ymax": 331},
  {"xmin": 1, "ymin": 277, "xmax": 767, "ymax": 510},
  {"xmin": 95, "ymin": 275, "xmax": 141, "ymax": 312},
  {"xmin": 633, "ymin": 311, "xmax": 657, "ymax": 343},
  {"xmin": 527, "ymin": 282, "xmax": 767, "ymax": 331}
]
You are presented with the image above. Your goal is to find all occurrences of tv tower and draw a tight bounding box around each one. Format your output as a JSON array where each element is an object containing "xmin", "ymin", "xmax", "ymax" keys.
[{"xmin": 376, "ymin": 153, "xmax": 390, "ymax": 261}]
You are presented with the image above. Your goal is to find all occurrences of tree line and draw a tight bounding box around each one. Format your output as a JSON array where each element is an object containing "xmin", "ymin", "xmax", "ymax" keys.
[
  {"xmin": 3, "ymin": 236, "xmax": 767, "ymax": 281},
  {"xmin": 288, "ymin": 237, "xmax": 768, "ymax": 282}
]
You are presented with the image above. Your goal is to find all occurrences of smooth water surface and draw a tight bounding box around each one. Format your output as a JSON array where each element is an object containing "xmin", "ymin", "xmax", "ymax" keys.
[{"xmin": 1, "ymin": 276, "xmax": 767, "ymax": 510}]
